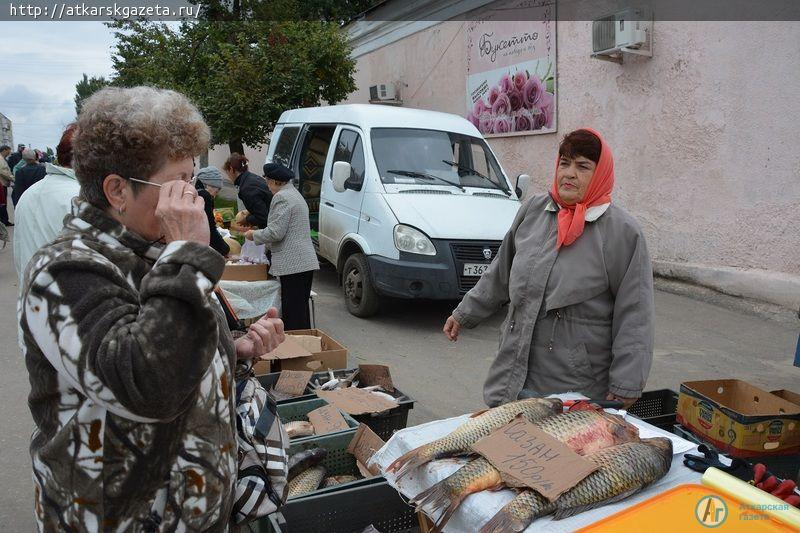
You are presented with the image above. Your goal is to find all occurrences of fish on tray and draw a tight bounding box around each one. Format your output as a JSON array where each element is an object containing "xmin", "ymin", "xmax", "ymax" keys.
[
  {"xmin": 288, "ymin": 465, "xmax": 326, "ymax": 498},
  {"xmin": 407, "ymin": 407, "xmax": 641, "ymax": 531},
  {"xmin": 386, "ymin": 398, "xmax": 562, "ymax": 481},
  {"xmin": 284, "ymin": 420, "xmax": 315, "ymax": 438},
  {"xmin": 411, "ymin": 456, "xmax": 505, "ymax": 532},
  {"xmin": 480, "ymin": 437, "xmax": 673, "ymax": 533}
]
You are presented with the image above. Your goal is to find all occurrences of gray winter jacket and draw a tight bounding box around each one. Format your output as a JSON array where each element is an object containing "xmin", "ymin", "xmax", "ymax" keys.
[
  {"xmin": 252, "ymin": 184, "xmax": 319, "ymax": 277},
  {"xmin": 453, "ymin": 194, "xmax": 654, "ymax": 407}
]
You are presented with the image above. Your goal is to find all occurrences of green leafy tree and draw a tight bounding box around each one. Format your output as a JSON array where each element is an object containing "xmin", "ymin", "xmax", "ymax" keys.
[
  {"xmin": 74, "ymin": 73, "xmax": 110, "ymax": 114},
  {"xmin": 109, "ymin": 1, "xmax": 362, "ymax": 154}
]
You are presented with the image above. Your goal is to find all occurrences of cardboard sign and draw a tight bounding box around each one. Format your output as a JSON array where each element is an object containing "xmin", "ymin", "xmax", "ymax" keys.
[
  {"xmin": 358, "ymin": 364, "xmax": 395, "ymax": 393},
  {"xmin": 472, "ymin": 416, "xmax": 597, "ymax": 501},
  {"xmin": 274, "ymin": 370, "xmax": 313, "ymax": 396},
  {"xmin": 347, "ymin": 424, "xmax": 385, "ymax": 477},
  {"xmin": 316, "ymin": 387, "xmax": 398, "ymax": 415},
  {"xmin": 308, "ymin": 404, "xmax": 350, "ymax": 435},
  {"xmin": 264, "ymin": 335, "xmax": 313, "ymax": 360}
]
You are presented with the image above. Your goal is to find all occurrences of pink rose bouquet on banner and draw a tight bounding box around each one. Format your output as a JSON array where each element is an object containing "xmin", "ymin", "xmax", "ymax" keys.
[{"xmin": 467, "ymin": 67, "xmax": 555, "ymax": 135}]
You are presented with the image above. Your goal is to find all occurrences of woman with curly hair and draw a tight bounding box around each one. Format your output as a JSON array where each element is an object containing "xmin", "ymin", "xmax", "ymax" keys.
[{"xmin": 19, "ymin": 86, "xmax": 286, "ymax": 531}]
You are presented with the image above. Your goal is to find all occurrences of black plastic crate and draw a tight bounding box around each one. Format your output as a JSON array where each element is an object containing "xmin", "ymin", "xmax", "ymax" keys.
[
  {"xmin": 353, "ymin": 386, "xmax": 415, "ymax": 442},
  {"xmin": 628, "ymin": 389, "xmax": 679, "ymax": 429},
  {"xmin": 257, "ymin": 372, "xmax": 314, "ymax": 405},
  {"xmin": 260, "ymin": 480, "xmax": 418, "ymax": 533},
  {"xmin": 261, "ymin": 369, "xmax": 416, "ymax": 440}
]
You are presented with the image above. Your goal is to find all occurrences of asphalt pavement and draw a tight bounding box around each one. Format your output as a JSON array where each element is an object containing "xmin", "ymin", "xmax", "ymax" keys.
[{"xmin": 1, "ymin": 227, "xmax": 798, "ymax": 530}]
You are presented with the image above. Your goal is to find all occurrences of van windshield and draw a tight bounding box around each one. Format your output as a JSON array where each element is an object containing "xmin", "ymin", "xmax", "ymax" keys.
[{"xmin": 371, "ymin": 128, "xmax": 510, "ymax": 194}]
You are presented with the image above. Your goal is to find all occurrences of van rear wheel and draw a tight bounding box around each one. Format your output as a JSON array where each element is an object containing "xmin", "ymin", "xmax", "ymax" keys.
[{"xmin": 342, "ymin": 253, "xmax": 380, "ymax": 317}]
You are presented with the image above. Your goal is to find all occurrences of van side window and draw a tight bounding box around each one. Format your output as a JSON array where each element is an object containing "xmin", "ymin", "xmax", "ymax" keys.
[
  {"xmin": 272, "ymin": 126, "xmax": 300, "ymax": 167},
  {"xmin": 332, "ymin": 129, "xmax": 365, "ymax": 191}
]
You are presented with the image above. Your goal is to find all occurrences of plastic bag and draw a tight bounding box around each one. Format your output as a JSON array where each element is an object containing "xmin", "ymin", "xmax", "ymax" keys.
[{"xmin": 241, "ymin": 240, "xmax": 268, "ymax": 264}]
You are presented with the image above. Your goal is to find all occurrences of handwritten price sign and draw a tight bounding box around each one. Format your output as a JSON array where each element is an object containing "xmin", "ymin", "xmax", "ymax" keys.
[{"xmin": 472, "ymin": 415, "xmax": 597, "ymax": 501}]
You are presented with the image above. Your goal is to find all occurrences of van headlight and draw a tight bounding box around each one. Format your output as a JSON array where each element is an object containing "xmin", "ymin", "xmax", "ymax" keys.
[{"xmin": 394, "ymin": 225, "xmax": 436, "ymax": 256}]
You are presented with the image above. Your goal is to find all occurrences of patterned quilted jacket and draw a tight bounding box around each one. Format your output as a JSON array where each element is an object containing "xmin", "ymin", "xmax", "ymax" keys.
[{"xmin": 19, "ymin": 200, "xmax": 238, "ymax": 532}]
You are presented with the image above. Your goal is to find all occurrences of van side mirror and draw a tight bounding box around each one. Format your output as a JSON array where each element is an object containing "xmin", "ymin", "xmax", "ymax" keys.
[
  {"xmin": 332, "ymin": 161, "xmax": 351, "ymax": 193},
  {"xmin": 515, "ymin": 173, "xmax": 531, "ymax": 199}
]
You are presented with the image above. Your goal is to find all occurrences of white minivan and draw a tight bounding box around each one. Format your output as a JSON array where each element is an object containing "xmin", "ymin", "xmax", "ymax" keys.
[{"xmin": 266, "ymin": 104, "xmax": 524, "ymax": 317}]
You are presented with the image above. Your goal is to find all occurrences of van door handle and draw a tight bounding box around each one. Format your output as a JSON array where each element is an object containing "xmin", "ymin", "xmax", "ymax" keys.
[{"xmin": 324, "ymin": 202, "xmax": 334, "ymax": 207}]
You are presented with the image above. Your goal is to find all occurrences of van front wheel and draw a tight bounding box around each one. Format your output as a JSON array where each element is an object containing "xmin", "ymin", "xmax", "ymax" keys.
[{"xmin": 342, "ymin": 253, "xmax": 380, "ymax": 317}]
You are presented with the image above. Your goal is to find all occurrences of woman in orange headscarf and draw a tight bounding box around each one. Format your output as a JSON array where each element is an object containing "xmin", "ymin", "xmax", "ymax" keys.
[{"xmin": 443, "ymin": 129, "xmax": 654, "ymax": 407}]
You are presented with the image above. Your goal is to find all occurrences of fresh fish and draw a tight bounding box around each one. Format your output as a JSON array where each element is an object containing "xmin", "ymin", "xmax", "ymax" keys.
[
  {"xmin": 321, "ymin": 475, "xmax": 359, "ymax": 488},
  {"xmin": 288, "ymin": 447, "xmax": 327, "ymax": 481},
  {"xmin": 284, "ymin": 420, "xmax": 315, "ymax": 438},
  {"xmin": 287, "ymin": 465, "xmax": 326, "ymax": 498},
  {"xmin": 411, "ymin": 456, "xmax": 504, "ymax": 533},
  {"xmin": 369, "ymin": 390, "xmax": 399, "ymax": 405},
  {"xmin": 533, "ymin": 410, "xmax": 640, "ymax": 456},
  {"xmin": 386, "ymin": 398, "xmax": 562, "ymax": 481},
  {"xmin": 480, "ymin": 438, "xmax": 673, "ymax": 533}
]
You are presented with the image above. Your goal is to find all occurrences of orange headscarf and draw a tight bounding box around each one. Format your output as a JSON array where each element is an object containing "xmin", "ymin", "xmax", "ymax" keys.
[{"xmin": 550, "ymin": 128, "xmax": 615, "ymax": 249}]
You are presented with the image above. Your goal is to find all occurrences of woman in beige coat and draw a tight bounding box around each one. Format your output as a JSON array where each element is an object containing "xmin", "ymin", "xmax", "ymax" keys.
[{"xmin": 444, "ymin": 129, "xmax": 654, "ymax": 408}]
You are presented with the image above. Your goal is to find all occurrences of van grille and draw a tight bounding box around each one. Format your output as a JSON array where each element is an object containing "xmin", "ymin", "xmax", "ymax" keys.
[
  {"xmin": 450, "ymin": 241, "xmax": 502, "ymax": 294},
  {"xmin": 451, "ymin": 242, "xmax": 501, "ymax": 262}
]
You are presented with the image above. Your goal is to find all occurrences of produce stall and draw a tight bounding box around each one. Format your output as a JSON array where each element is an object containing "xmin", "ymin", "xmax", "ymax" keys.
[
  {"xmin": 370, "ymin": 403, "xmax": 700, "ymax": 532},
  {"xmin": 255, "ymin": 350, "xmax": 800, "ymax": 532}
]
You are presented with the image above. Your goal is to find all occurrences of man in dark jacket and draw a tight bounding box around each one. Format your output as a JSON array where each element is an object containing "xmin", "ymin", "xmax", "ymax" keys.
[
  {"xmin": 223, "ymin": 153, "xmax": 272, "ymax": 228},
  {"xmin": 6, "ymin": 144, "xmax": 25, "ymax": 170},
  {"xmin": 12, "ymin": 149, "xmax": 46, "ymax": 206}
]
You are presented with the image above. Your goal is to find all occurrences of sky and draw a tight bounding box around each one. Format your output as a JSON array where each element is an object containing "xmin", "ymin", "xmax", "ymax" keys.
[{"xmin": 0, "ymin": 22, "xmax": 117, "ymax": 150}]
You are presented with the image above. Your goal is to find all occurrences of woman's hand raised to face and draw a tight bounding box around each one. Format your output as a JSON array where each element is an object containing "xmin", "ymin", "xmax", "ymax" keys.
[
  {"xmin": 443, "ymin": 315, "xmax": 462, "ymax": 342},
  {"xmin": 154, "ymin": 180, "xmax": 210, "ymax": 245}
]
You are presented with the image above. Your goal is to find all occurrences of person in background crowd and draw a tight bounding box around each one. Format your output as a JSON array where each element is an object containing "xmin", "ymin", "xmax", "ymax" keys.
[
  {"xmin": 0, "ymin": 145, "xmax": 13, "ymax": 225},
  {"xmin": 6, "ymin": 143, "xmax": 24, "ymax": 170},
  {"xmin": 444, "ymin": 129, "xmax": 654, "ymax": 408},
  {"xmin": 19, "ymin": 86, "xmax": 285, "ymax": 530},
  {"xmin": 195, "ymin": 165, "xmax": 230, "ymax": 256},
  {"xmin": 245, "ymin": 163, "xmax": 319, "ymax": 330},
  {"xmin": 223, "ymin": 152, "xmax": 272, "ymax": 228},
  {"xmin": 11, "ymin": 149, "xmax": 46, "ymax": 206},
  {"xmin": 13, "ymin": 124, "xmax": 80, "ymax": 286}
]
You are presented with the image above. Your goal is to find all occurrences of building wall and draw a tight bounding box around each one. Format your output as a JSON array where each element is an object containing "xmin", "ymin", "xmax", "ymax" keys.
[{"xmin": 344, "ymin": 20, "xmax": 800, "ymax": 306}]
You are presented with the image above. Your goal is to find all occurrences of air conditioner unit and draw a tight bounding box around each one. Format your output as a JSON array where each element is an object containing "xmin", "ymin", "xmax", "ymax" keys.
[
  {"xmin": 592, "ymin": 8, "xmax": 651, "ymax": 61},
  {"xmin": 369, "ymin": 83, "xmax": 397, "ymax": 102}
]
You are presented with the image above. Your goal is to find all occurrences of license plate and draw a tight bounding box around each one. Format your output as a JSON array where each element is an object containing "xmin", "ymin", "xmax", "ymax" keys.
[{"xmin": 463, "ymin": 263, "xmax": 490, "ymax": 276}]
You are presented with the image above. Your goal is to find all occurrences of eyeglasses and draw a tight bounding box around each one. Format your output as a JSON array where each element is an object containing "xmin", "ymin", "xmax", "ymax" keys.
[{"xmin": 128, "ymin": 176, "xmax": 197, "ymax": 188}]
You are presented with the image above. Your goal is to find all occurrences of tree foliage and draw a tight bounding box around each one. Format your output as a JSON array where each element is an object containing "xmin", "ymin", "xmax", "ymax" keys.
[
  {"xmin": 107, "ymin": 0, "xmax": 365, "ymax": 152},
  {"xmin": 74, "ymin": 73, "xmax": 110, "ymax": 114}
]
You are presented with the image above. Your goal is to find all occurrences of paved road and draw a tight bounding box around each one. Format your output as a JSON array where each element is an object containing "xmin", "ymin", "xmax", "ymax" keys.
[{"xmin": 1, "ymin": 228, "xmax": 798, "ymax": 530}]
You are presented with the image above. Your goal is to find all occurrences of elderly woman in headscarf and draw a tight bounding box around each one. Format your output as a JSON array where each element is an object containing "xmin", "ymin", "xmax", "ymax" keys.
[
  {"xmin": 19, "ymin": 86, "xmax": 285, "ymax": 531},
  {"xmin": 244, "ymin": 163, "xmax": 319, "ymax": 330},
  {"xmin": 195, "ymin": 165, "xmax": 230, "ymax": 256},
  {"xmin": 443, "ymin": 128, "xmax": 654, "ymax": 408}
]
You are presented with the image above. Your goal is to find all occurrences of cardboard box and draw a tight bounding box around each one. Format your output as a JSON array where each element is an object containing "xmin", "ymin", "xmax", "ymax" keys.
[
  {"xmin": 221, "ymin": 263, "xmax": 269, "ymax": 281},
  {"xmin": 770, "ymin": 389, "xmax": 800, "ymax": 408},
  {"xmin": 252, "ymin": 359, "xmax": 271, "ymax": 376},
  {"xmin": 267, "ymin": 329, "xmax": 348, "ymax": 372},
  {"xmin": 677, "ymin": 379, "xmax": 800, "ymax": 457}
]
